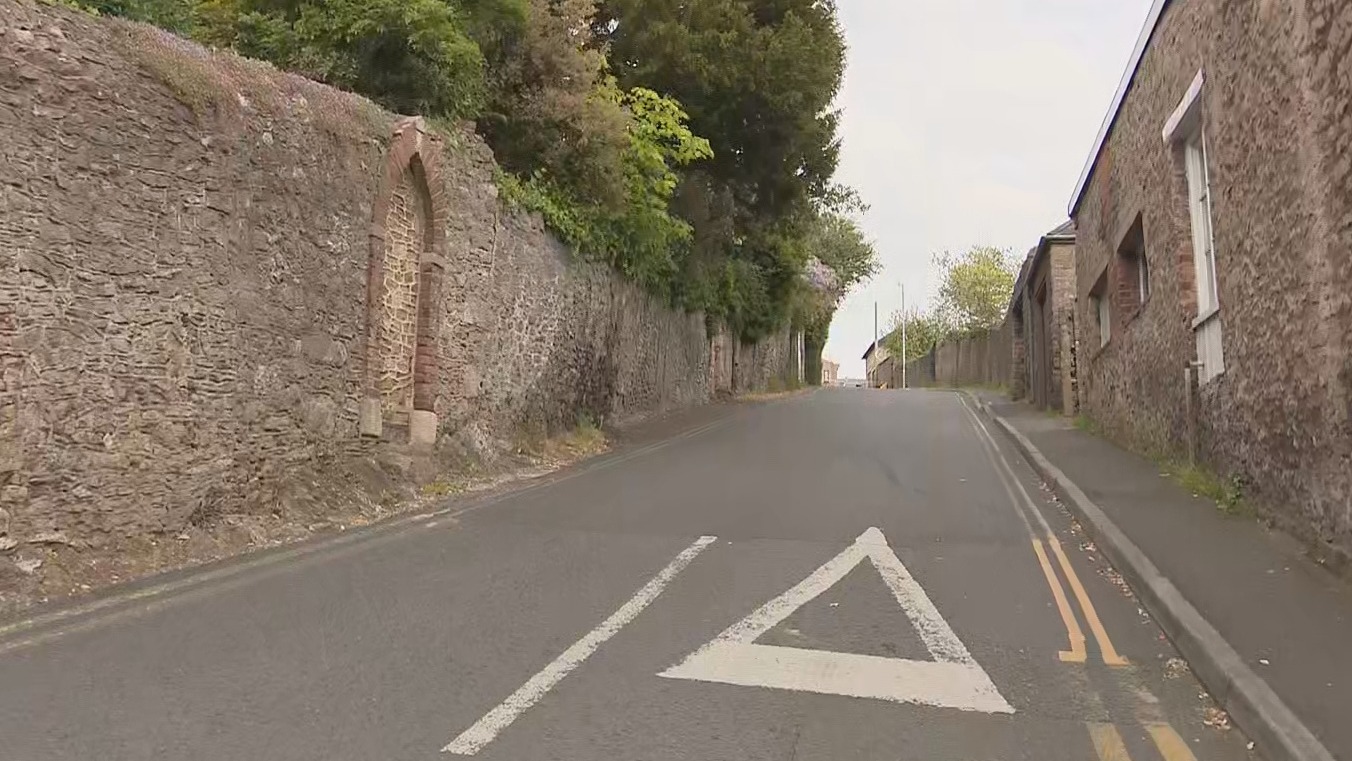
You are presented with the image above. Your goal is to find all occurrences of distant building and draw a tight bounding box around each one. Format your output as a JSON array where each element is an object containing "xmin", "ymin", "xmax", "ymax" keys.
[
  {"xmin": 821, "ymin": 359, "xmax": 840, "ymax": 386},
  {"xmin": 1010, "ymin": 221, "xmax": 1077, "ymax": 413},
  {"xmin": 861, "ymin": 340, "xmax": 890, "ymax": 388}
]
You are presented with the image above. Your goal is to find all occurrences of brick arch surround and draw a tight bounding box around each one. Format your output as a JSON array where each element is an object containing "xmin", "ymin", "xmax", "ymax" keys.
[{"xmin": 359, "ymin": 117, "xmax": 449, "ymax": 446}]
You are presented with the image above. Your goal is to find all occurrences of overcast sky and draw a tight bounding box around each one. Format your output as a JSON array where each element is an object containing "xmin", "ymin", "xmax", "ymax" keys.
[{"xmin": 825, "ymin": 0, "xmax": 1153, "ymax": 378}]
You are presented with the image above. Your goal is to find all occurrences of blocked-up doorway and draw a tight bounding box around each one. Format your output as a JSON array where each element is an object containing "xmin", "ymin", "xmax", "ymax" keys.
[{"xmin": 360, "ymin": 118, "xmax": 448, "ymax": 446}]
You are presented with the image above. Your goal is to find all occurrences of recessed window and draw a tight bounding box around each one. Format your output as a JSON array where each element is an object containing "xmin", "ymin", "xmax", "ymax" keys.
[
  {"xmin": 1117, "ymin": 215, "xmax": 1149, "ymax": 308},
  {"xmin": 1089, "ymin": 269, "xmax": 1110, "ymax": 348}
]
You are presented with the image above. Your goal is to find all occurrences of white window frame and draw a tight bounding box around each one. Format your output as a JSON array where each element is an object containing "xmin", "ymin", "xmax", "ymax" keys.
[
  {"xmin": 1163, "ymin": 69, "xmax": 1225, "ymax": 383},
  {"xmin": 1184, "ymin": 133, "xmax": 1219, "ymax": 318}
]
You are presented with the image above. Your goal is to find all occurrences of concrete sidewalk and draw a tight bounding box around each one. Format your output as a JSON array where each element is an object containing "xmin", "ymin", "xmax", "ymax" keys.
[{"xmin": 975, "ymin": 392, "xmax": 1351, "ymax": 761}]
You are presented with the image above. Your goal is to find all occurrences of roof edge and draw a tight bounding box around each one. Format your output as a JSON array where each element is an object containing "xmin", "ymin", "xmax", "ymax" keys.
[
  {"xmin": 1011, "ymin": 225, "xmax": 1077, "ymax": 309},
  {"xmin": 1067, "ymin": 0, "xmax": 1172, "ymax": 218}
]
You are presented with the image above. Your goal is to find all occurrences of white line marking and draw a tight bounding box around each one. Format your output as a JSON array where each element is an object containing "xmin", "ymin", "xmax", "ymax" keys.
[
  {"xmin": 659, "ymin": 528, "xmax": 1012, "ymax": 713},
  {"xmin": 442, "ymin": 535, "xmax": 718, "ymax": 755},
  {"xmin": 959, "ymin": 395, "xmax": 1056, "ymax": 535},
  {"xmin": 666, "ymin": 643, "xmax": 1011, "ymax": 711}
]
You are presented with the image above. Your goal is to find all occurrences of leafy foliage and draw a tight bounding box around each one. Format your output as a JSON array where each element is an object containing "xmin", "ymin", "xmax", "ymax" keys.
[
  {"xmin": 478, "ymin": 0, "xmax": 628, "ymax": 207},
  {"xmin": 79, "ymin": 0, "xmax": 870, "ymax": 345},
  {"xmin": 882, "ymin": 310, "xmax": 944, "ymax": 365},
  {"xmin": 595, "ymin": 0, "xmax": 849, "ymax": 337},
  {"xmin": 499, "ymin": 89, "xmax": 712, "ymax": 293},
  {"xmin": 882, "ymin": 244, "xmax": 1018, "ymax": 365},
  {"xmin": 932, "ymin": 245, "xmax": 1018, "ymax": 335},
  {"xmin": 77, "ymin": 0, "xmax": 195, "ymax": 30},
  {"xmin": 804, "ymin": 212, "xmax": 879, "ymax": 304},
  {"xmin": 194, "ymin": 0, "xmax": 511, "ymax": 118},
  {"xmin": 798, "ymin": 209, "xmax": 878, "ymax": 384}
]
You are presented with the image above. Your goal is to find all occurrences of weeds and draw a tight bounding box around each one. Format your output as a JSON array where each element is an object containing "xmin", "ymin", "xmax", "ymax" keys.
[
  {"xmin": 1073, "ymin": 414, "xmax": 1248, "ymax": 515},
  {"xmin": 110, "ymin": 19, "xmax": 390, "ymax": 141},
  {"xmin": 565, "ymin": 413, "xmax": 606, "ymax": 454},
  {"xmin": 741, "ymin": 375, "xmax": 806, "ymax": 400},
  {"xmin": 420, "ymin": 479, "xmax": 462, "ymax": 498},
  {"xmin": 1165, "ymin": 462, "xmax": 1248, "ymax": 515},
  {"xmin": 512, "ymin": 414, "xmax": 608, "ymax": 463}
]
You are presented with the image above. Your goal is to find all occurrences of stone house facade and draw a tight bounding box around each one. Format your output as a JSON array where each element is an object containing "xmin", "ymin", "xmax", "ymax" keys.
[
  {"xmin": 1067, "ymin": 0, "xmax": 1352, "ymax": 561},
  {"xmin": 862, "ymin": 340, "xmax": 889, "ymax": 387},
  {"xmin": 822, "ymin": 360, "xmax": 839, "ymax": 386},
  {"xmin": 1010, "ymin": 222, "xmax": 1077, "ymax": 413}
]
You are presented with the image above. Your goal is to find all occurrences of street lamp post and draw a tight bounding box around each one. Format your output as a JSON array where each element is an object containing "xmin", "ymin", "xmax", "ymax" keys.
[{"xmin": 900, "ymin": 283, "xmax": 907, "ymax": 389}]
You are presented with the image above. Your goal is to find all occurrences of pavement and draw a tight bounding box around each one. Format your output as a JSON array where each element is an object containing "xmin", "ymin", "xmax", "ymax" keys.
[
  {"xmin": 977, "ymin": 393, "xmax": 1351, "ymax": 761},
  {"xmin": 0, "ymin": 389, "xmax": 1258, "ymax": 760}
]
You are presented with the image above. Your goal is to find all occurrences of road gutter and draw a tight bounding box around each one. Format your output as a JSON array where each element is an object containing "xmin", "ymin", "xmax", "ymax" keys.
[
  {"xmin": 966, "ymin": 392, "xmax": 1335, "ymax": 761},
  {"xmin": 0, "ymin": 402, "xmax": 757, "ymax": 655}
]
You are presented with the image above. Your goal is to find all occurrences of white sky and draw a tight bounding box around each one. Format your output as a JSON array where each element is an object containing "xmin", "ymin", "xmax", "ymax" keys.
[{"xmin": 825, "ymin": 0, "xmax": 1153, "ymax": 378}]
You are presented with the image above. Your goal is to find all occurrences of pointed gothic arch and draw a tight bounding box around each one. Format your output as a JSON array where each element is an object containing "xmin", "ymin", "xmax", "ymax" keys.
[{"xmin": 359, "ymin": 118, "xmax": 449, "ymax": 446}]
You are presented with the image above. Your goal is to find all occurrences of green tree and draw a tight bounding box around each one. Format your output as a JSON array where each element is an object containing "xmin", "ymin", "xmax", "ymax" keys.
[
  {"xmin": 96, "ymin": 0, "xmax": 861, "ymax": 340},
  {"xmin": 499, "ymin": 88, "xmax": 712, "ymax": 292},
  {"xmin": 195, "ymin": 0, "xmax": 524, "ymax": 118},
  {"xmin": 78, "ymin": 0, "xmax": 195, "ymax": 31},
  {"xmin": 594, "ymin": 0, "xmax": 848, "ymax": 338},
  {"xmin": 805, "ymin": 212, "xmax": 878, "ymax": 298},
  {"xmin": 798, "ymin": 210, "xmax": 879, "ymax": 384},
  {"xmin": 478, "ymin": 0, "xmax": 628, "ymax": 208},
  {"xmin": 932, "ymin": 245, "xmax": 1018, "ymax": 335},
  {"xmin": 882, "ymin": 310, "xmax": 944, "ymax": 365}
]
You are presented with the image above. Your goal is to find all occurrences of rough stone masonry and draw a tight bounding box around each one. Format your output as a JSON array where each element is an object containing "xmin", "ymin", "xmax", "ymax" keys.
[
  {"xmin": 1069, "ymin": 0, "xmax": 1352, "ymax": 564},
  {"xmin": 0, "ymin": 0, "xmax": 797, "ymax": 558}
]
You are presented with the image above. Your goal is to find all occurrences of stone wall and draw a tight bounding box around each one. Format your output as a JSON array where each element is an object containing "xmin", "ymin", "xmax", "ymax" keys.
[
  {"xmin": 933, "ymin": 323, "xmax": 1012, "ymax": 389},
  {"xmin": 731, "ymin": 328, "xmax": 799, "ymax": 393},
  {"xmin": 1011, "ymin": 236, "xmax": 1077, "ymax": 413},
  {"xmin": 1070, "ymin": 0, "xmax": 1352, "ymax": 560},
  {"xmin": 884, "ymin": 323, "xmax": 1012, "ymax": 390},
  {"xmin": 0, "ymin": 0, "xmax": 767, "ymax": 552},
  {"xmin": 902, "ymin": 353, "xmax": 936, "ymax": 388}
]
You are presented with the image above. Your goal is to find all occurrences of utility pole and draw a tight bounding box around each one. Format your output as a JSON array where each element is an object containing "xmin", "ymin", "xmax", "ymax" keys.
[
  {"xmin": 873, "ymin": 300, "xmax": 879, "ymax": 388},
  {"xmin": 900, "ymin": 282, "xmax": 907, "ymax": 389}
]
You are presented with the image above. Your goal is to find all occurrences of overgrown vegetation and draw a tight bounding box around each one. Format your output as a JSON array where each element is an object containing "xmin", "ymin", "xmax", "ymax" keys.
[
  {"xmin": 512, "ymin": 412, "xmax": 608, "ymax": 462},
  {"xmin": 1165, "ymin": 462, "xmax": 1247, "ymax": 515},
  {"xmin": 79, "ymin": 0, "xmax": 877, "ymax": 347},
  {"xmin": 1073, "ymin": 415, "xmax": 1248, "ymax": 516},
  {"xmin": 497, "ymin": 88, "xmax": 713, "ymax": 294},
  {"xmin": 882, "ymin": 245, "xmax": 1019, "ymax": 363}
]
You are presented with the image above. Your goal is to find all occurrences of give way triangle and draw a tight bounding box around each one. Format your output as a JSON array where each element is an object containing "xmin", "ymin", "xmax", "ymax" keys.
[{"xmin": 658, "ymin": 527, "xmax": 1013, "ymax": 714}]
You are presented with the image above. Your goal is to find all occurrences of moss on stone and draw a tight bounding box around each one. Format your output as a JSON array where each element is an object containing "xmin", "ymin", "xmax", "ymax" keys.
[{"xmin": 109, "ymin": 18, "xmax": 391, "ymax": 143}]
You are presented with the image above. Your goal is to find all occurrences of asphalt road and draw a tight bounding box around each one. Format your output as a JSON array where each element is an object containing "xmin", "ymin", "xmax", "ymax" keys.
[{"xmin": 0, "ymin": 389, "xmax": 1257, "ymax": 761}]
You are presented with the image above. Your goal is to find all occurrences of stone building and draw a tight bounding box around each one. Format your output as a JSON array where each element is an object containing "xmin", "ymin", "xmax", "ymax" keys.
[
  {"xmin": 1010, "ymin": 221, "xmax": 1077, "ymax": 413},
  {"xmin": 1067, "ymin": 0, "xmax": 1352, "ymax": 561},
  {"xmin": 862, "ymin": 340, "xmax": 890, "ymax": 388},
  {"xmin": 822, "ymin": 360, "xmax": 840, "ymax": 386}
]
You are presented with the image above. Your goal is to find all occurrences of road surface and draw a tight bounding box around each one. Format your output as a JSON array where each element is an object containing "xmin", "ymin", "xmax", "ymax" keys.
[{"xmin": 0, "ymin": 389, "xmax": 1255, "ymax": 760}]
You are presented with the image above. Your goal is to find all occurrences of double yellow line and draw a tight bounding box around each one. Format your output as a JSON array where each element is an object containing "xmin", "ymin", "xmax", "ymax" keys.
[
  {"xmin": 1090, "ymin": 722, "xmax": 1200, "ymax": 761},
  {"xmin": 1038, "ymin": 532, "xmax": 1126, "ymax": 665},
  {"xmin": 956, "ymin": 397, "xmax": 1200, "ymax": 761},
  {"xmin": 959, "ymin": 397, "xmax": 1126, "ymax": 667}
]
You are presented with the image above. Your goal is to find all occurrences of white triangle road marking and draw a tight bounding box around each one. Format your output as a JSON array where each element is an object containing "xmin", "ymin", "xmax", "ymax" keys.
[{"xmin": 658, "ymin": 527, "xmax": 1014, "ymax": 714}]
